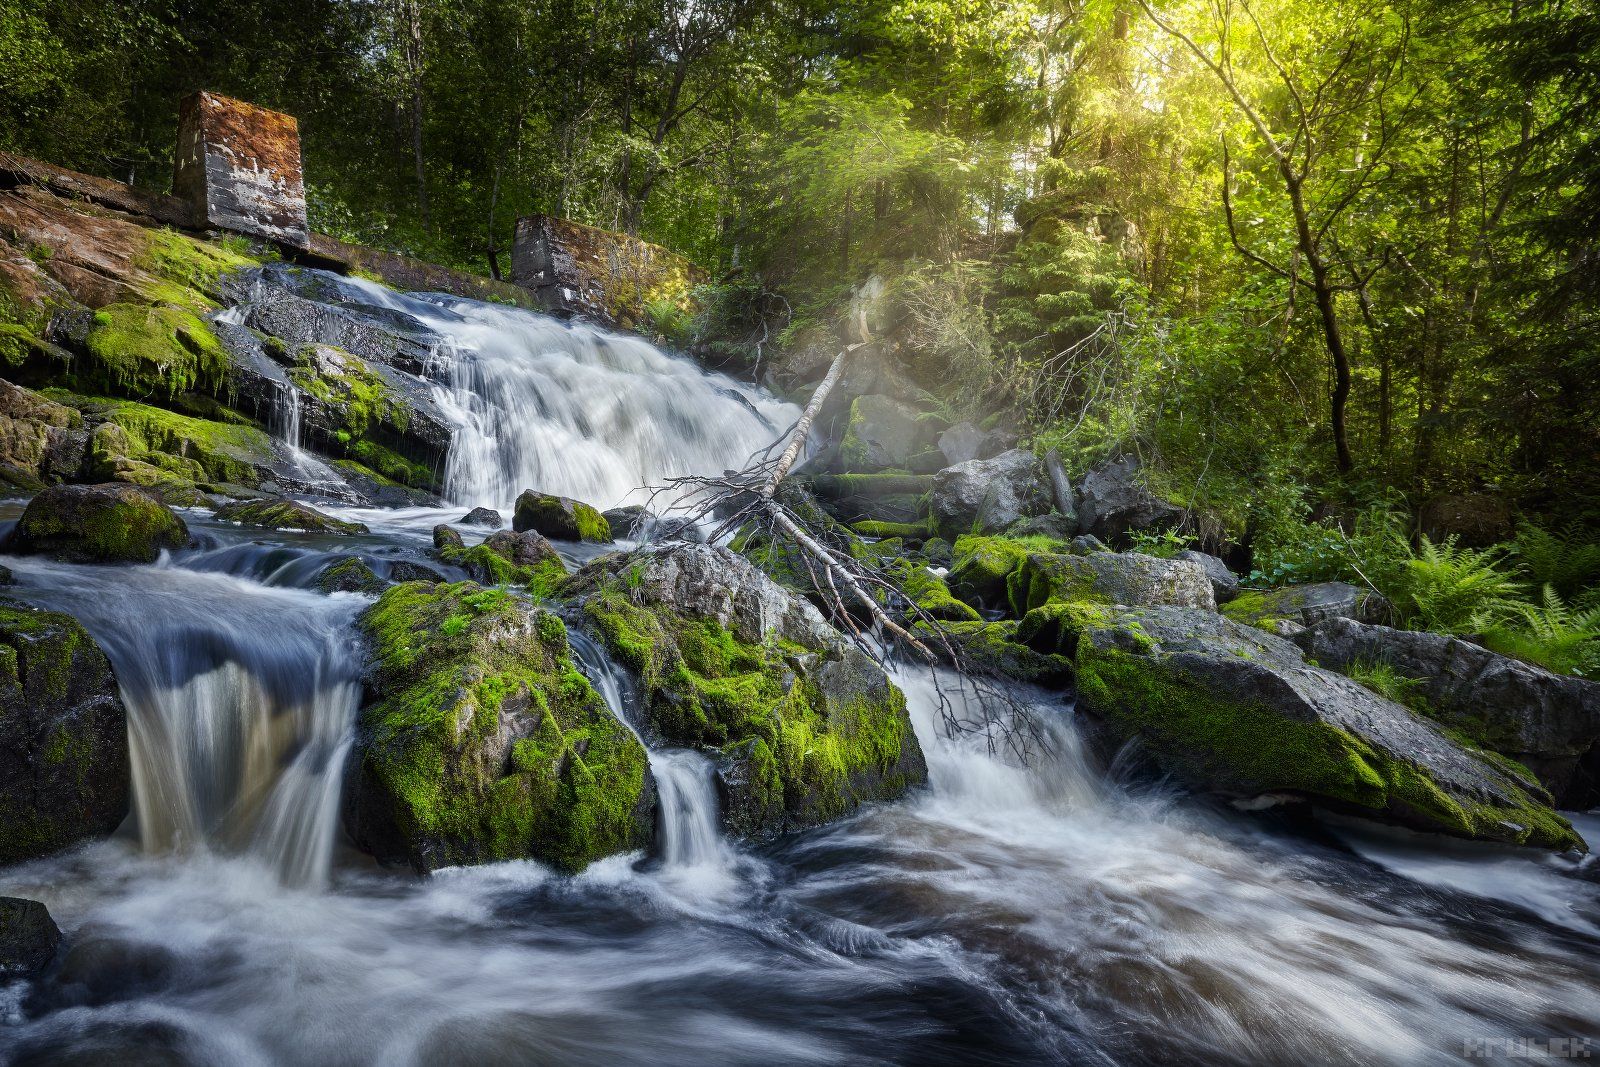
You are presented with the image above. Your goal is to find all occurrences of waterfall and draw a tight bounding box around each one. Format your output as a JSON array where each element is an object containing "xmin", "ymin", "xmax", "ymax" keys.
[
  {"xmin": 568, "ymin": 629, "xmax": 735, "ymax": 881},
  {"xmin": 2, "ymin": 554, "xmax": 366, "ymax": 890},
  {"xmin": 273, "ymin": 379, "xmax": 304, "ymax": 456},
  {"xmin": 313, "ymin": 273, "xmax": 800, "ymax": 513}
]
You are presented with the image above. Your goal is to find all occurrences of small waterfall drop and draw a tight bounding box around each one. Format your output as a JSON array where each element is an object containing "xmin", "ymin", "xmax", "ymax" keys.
[
  {"xmin": 2, "ymin": 552, "xmax": 367, "ymax": 889},
  {"xmin": 569, "ymin": 630, "xmax": 735, "ymax": 882}
]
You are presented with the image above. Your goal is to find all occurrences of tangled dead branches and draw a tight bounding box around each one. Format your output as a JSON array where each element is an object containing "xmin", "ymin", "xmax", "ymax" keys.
[{"xmin": 639, "ymin": 344, "xmax": 1053, "ymax": 763}]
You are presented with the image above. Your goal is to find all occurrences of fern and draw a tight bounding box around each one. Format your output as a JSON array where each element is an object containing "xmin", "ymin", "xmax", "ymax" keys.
[
  {"xmin": 1388, "ymin": 535, "xmax": 1525, "ymax": 634},
  {"xmin": 1513, "ymin": 522, "xmax": 1600, "ymax": 600},
  {"xmin": 1483, "ymin": 585, "xmax": 1600, "ymax": 677}
]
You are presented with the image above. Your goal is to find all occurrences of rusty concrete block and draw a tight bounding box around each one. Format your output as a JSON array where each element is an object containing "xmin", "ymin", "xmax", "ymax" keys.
[{"xmin": 174, "ymin": 91, "xmax": 308, "ymax": 249}]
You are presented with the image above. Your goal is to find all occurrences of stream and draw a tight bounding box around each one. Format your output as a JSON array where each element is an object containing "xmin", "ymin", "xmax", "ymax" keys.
[{"xmin": 1, "ymin": 280, "xmax": 1597, "ymax": 1065}]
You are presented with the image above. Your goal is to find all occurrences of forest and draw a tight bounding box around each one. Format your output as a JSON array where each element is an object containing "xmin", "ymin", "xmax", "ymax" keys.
[
  {"xmin": 7, "ymin": 0, "xmax": 1596, "ymax": 592},
  {"xmin": 1, "ymin": 0, "xmax": 1600, "ymax": 1060}
]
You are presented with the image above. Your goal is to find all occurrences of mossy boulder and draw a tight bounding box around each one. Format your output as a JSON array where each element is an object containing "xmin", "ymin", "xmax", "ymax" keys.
[
  {"xmin": 513, "ymin": 490, "xmax": 612, "ymax": 543},
  {"xmin": 886, "ymin": 559, "xmax": 980, "ymax": 623},
  {"xmin": 840, "ymin": 394, "xmax": 942, "ymax": 472},
  {"xmin": 214, "ymin": 498, "xmax": 369, "ymax": 536},
  {"xmin": 1297, "ymin": 617, "xmax": 1600, "ymax": 807},
  {"xmin": 8, "ymin": 483, "xmax": 189, "ymax": 563},
  {"xmin": 1062, "ymin": 603, "xmax": 1584, "ymax": 852},
  {"xmin": 570, "ymin": 544, "xmax": 927, "ymax": 839},
  {"xmin": 73, "ymin": 396, "xmax": 275, "ymax": 502},
  {"xmin": 913, "ymin": 618, "xmax": 1073, "ymax": 686},
  {"xmin": 0, "ymin": 380, "xmax": 84, "ymax": 492},
  {"xmin": 434, "ymin": 527, "xmax": 568, "ymax": 593},
  {"xmin": 344, "ymin": 582, "xmax": 654, "ymax": 873},
  {"xmin": 0, "ymin": 602, "xmax": 130, "ymax": 864},
  {"xmin": 1005, "ymin": 549, "xmax": 1216, "ymax": 617},
  {"xmin": 82, "ymin": 303, "xmax": 230, "ymax": 398},
  {"xmin": 317, "ymin": 557, "xmax": 387, "ymax": 594},
  {"xmin": 947, "ymin": 534, "xmax": 1063, "ymax": 611}
]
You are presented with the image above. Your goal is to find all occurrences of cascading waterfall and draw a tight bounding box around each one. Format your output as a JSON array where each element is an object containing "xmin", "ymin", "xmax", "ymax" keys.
[
  {"xmin": 2, "ymin": 552, "xmax": 367, "ymax": 890},
  {"xmin": 316, "ymin": 273, "xmax": 800, "ymax": 513}
]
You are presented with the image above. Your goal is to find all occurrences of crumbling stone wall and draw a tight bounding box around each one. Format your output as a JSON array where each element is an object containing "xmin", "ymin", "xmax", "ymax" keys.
[{"xmin": 511, "ymin": 215, "xmax": 705, "ymax": 331}]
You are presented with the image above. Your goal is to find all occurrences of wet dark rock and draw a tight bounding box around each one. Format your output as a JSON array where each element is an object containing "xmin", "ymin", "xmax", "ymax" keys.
[
  {"xmin": 0, "ymin": 897, "xmax": 61, "ymax": 977},
  {"xmin": 1071, "ymin": 534, "xmax": 1109, "ymax": 554},
  {"xmin": 385, "ymin": 560, "xmax": 446, "ymax": 584},
  {"xmin": 432, "ymin": 524, "xmax": 465, "ymax": 552},
  {"xmin": 317, "ymin": 557, "xmax": 387, "ymax": 595},
  {"xmin": 930, "ymin": 449, "xmax": 1052, "ymax": 538},
  {"xmin": 602, "ymin": 505, "xmax": 651, "ymax": 538},
  {"xmin": 237, "ymin": 280, "xmax": 443, "ymax": 377},
  {"xmin": 214, "ymin": 498, "xmax": 368, "ymax": 536},
  {"xmin": 1177, "ymin": 549, "xmax": 1240, "ymax": 602},
  {"xmin": 513, "ymin": 490, "xmax": 612, "ymax": 543},
  {"xmin": 7, "ymin": 483, "xmax": 189, "ymax": 564},
  {"xmin": 1296, "ymin": 617, "xmax": 1600, "ymax": 805},
  {"xmin": 569, "ymin": 544, "xmax": 928, "ymax": 839},
  {"xmin": 0, "ymin": 603, "xmax": 130, "ymax": 864},
  {"xmin": 460, "ymin": 507, "xmax": 503, "ymax": 528},
  {"xmin": 1053, "ymin": 603, "xmax": 1584, "ymax": 851},
  {"xmin": 1075, "ymin": 454, "xmax": 1184, "ymax": 546}
]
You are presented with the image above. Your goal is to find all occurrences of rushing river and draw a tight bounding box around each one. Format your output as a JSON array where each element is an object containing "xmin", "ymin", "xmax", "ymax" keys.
[{"xmin": 1, "ymin": 287, "xmax": 1598, "ymax": 1065}]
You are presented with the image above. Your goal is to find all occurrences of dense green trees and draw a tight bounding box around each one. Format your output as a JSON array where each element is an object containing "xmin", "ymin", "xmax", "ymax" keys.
[{"xmin": 1, "ymin": 0, "xmax": 1594, "ymax": 529}]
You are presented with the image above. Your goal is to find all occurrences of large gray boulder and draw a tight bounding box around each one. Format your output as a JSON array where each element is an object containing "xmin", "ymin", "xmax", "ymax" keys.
[
  {"xmin": 569, "ymin": 544, "xmax": 928, "ymax": 839},
  {"xmin": 1046, "ymin": 603, "xmax": 1584, "ymax": 851},
  {"xmin": 1177, "ymin": 549, "xmax": 1240, "ymax": 602},
  {"xmin": 1296, "ymin": 617, "xmax": 1600, "ymax": 805},
  {"xmin": 1225, "ymin": 581, "xmax": 1392, "ymax": 633},
  {"xmin": 0, "ymin": 602, "xmax": 130, "ymax": 864},
  {"xmin": 1006, "ymin": 549, "xmax": 1216, "ymax": 616},
  {"xmin": 937, "ymin": 421, "xmax": 1014, "ymax": 466},
  {"xmin": 1075, "ymin": 454, "xmax": 1184, "ymax": 546},
  {"xmin": 841, "ymin": 394, "xmax": 941, "ymax": 472},
  {"xmin": 931, "ymin": 449, "xmax": 1052, "ymax": 538}
]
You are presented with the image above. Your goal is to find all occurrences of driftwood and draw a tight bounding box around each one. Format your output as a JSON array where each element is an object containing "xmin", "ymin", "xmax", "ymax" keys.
[{"xmin": 643, "ymin": 334, "xmax": 1049, "ymax": 759}]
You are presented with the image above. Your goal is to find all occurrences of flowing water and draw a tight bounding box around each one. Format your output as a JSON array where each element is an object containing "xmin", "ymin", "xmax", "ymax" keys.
[{"xmin": 2, "ymin": 283, "xmax": 1598, "ymax": 1065}]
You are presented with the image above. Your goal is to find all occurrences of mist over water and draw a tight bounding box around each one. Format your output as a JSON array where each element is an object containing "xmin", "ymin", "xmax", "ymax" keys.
[{"xmin": 1, "ymin": 283, "xmax": 1598, "ymax": 1065}]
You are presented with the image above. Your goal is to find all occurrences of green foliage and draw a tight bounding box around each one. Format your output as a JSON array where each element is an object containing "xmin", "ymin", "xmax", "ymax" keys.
[
  {"xmin": 1512, "ymin": 523, "xmax": 1600, "ymax": 601},
  {"xmin": 1344, "ymin": 659, "xmax": 1428, "ymax": 711},
  {"xmin": 1482, "ymin": 587, "xmax": 1600, "ymax": 678},
  {"xmin": 1125, "ymin": 528, "xmax": 1195, "ymax": 560},
  {"xmin": 1382, "ymin": 537, "xmax": 1526, "ymax": 635}
]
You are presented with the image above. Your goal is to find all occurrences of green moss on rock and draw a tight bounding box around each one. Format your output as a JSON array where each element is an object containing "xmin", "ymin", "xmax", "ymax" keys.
[
  {"xmin": 0, "ymin": 602, "xmax": 130, "ymax": 864},
  {"xmin": 83, "ymin": 304, "xmax": 229, "ymax": 398},
  {"xmin": 574, "ymin": 546, "xmax": 927, "ymax": 839},
  {"xmin": 346, "ymin": 582, "xmax": 652, "ymax": 873},
  {"xmin": 214, "ymin": 498, "xmax": 368, "ymax": 535},
  {"xmin": 513, "ymin": 490, "xmax": 611, "ymax": 543},
  {"xmin": 8, "ymin": 483, "xmax": 189, "ymax": 563}
]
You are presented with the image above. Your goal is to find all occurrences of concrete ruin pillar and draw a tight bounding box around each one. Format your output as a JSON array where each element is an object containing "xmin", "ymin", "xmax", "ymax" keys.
[{"xmin": 173, "ymin": 91, "xmax": 309, "ymax": 249}]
